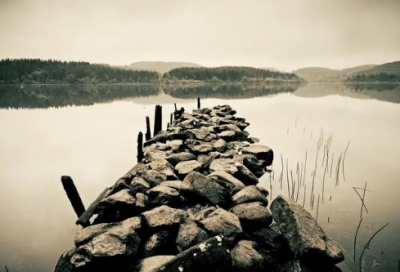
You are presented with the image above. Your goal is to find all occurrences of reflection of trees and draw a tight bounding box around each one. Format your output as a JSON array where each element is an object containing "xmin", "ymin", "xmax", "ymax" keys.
[
  {"xmin": 0, "ymin": 84, "xmax": 160, "ymax": 109},
  {"xmin": 345, "ymin": 83, "xmax": 400, "ymax": 104},
  {"xmin": 163, "ymin": 83, "xmax": 302, "ymax": 99}
]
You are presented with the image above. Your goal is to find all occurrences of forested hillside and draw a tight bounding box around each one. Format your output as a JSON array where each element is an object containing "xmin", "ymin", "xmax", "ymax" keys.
[
  {"xmin": 0, "ymin": 59, "xmax": 160, "ymax": 84},
  {"xmin": 345, "ymin": 73, "xmax": 400, "ymax": 83},
  {"xmin": 163, "ymin": 66, "xmax": 302, "ymax": 82},
  {"xmin": 125, "ymin": 61, "xmax": 203, "ymax": 74}
]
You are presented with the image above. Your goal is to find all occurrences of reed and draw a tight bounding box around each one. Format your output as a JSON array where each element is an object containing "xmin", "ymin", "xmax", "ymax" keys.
[
  {"xmin": 286, "ymin": 158, "xmax": 290, "ymax": 198},
  {"xmin": 316, "ymin": 194, "xmax": 320, "ymax": 222},
  {"xmin": 290, "ymin": 170, "xmax": 295, "ymax": 200},
  {"xmin": 330, "ymin": 152, "xmax": 335, "ymax": 178},
  {"xmin": 303, "ymin": 151, "xmax": 308, "ymax": 187},
  {"xmin": 302, "ymin": 184, "xmax": 307, "ymax": 208},
  {"xmin": 342, "ymin": 140, "xmax": 351, "ymax": 182},
  {"xmin": 335, "ymin": 153, "xmax": 342, "ymax": 187},
  {"xmin": 280, "ymin": 154, "xmax": 284, "ymax": 190},
  {"xmin": 353, "ymin": 181, "xmax": 368, "ymax": 263}
]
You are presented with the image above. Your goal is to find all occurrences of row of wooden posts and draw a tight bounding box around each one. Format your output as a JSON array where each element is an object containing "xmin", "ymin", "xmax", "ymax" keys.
[{"xmin": 61, "ymin": 97, "xmax": 201, "ymax": 226}]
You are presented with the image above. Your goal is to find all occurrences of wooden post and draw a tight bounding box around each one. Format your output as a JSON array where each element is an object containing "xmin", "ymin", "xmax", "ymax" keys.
[
  {"xmin": 174, "ymin": 103, "xmax": 177, "ymax": 111},
  {"xmin": 170, "ymin": 113, "xmax": 173, "ymax": 124},
  {"xmin": 145, "ymin": 116, "xmax": 151, "ymax": 141},
  {"xmin": 137, "ymin": 131, "xmax": 143, "ymax": 163},
  {"xmin": 153, "ymin": 105, "xmax": 162, "ymax": 136},
  {"xmin": 61, "ymin": 176, "xmax": 86, "ymax": 219},
  {"xmin": 197, "ymin": 97, "xmax": 201, "ymax": 109}
]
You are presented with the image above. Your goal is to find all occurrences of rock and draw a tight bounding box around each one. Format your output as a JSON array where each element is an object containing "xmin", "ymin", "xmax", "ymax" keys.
[
  {"xmin": 186, "ymin": 141, "xmax": 215, "ymax": 154},
  {"xmin": 231, "ymin": 240, "xmax": 265, "ymax": 272},
  {"xmin": 216, "ymin": 124, "xmax": 242, "ymax": 133},
  {"xmin": 143, "ymin": 230, "xmax": 175, "ymax": 257},
  {"xmin": 142, "ymin": 205, "xmax": 187, "ymax": 228},
  {"xmin": 214, "ymin": 138, "xmax": 227, "ymax": 152},
  {"xmin": 160, "ymin": 180, "xmax": 192, "ymax": 193},
  {"xmin": 176, "ymin": 221, "xmax": 211, "ymax": 252},
  {"xmin": 226, "ymin": 141, "xmax": 250, "ymax": 151},
  {"xmin": 248, "ymin": 137, "xmax": 260, "ymax": 144},
  {"xmin": 183, "ymin": 171, "xmax": 230, "ymax": 206},
  {"xmin": 144, "ymin": 146, "xmax": 172, "ymax": 161},
  {"xmin": 126, "ymin": 163, "xmax": 149, "ymax": 178},
  {"xmin": 149, "ymin": 236, "xmax": 232, "ymax": 272},
  {"xmin": 166, "ymin": 139, "xmax": 183, "ymax": 151},
  {"xmin": 270, "ymin": 195, "xmax": 344, "ymax": 266},
  {"xmin": 247, "ymin": 224, "xmax": 291, "ymax": 257},
  {"xmin": 141, "ymin": 170, "xmax": 167, "ymax": 187},
  {"xmin": 242, "ymin": 145, "xmax": 273, "ymax": 166},
  {"xmin": 54, "ymin": 247, "xmax": 76, "ymax": 272},
  {"xmin": 208, "ymin": 171, "xmax": 246, "ymax": 195},
  {"xmin": 134, "ymin": 255, "xmax": 176, "ymax": 272},
  {"xmin": 232, "ymin": 185, "xmax": 268, "ymax": 206},
  {"xmin": 74, "ymin": 223, "xmax": 115, "ymax": 246},
  {"xmin": 147, "ymin": 185, "xmax": 181, "ymax": 206},
  {"xmin": 242, "ymin": 156, "xmax": 267, "ymax": 178},
  {"xmin": 135, "ymin": 193, "xmax": 149, "ymax": 209},
  {"xmin": 280, "ymin": 261, "xmax": 342, "ymax": 272},
  {"xmin": 186, "ymin": 128, "xmax": 213, "ymax": 141},
  {"xmin": 200, "ymin": 208, "xmax": 242, "ymax": 242},
  {"xmin": 96, "ymin": 189, "xmax": 136, "ymax": 211},
  {"xmin": 70, "ymin": 221, "xmax": 141, "ymax": 268},
  {"xmin": 178, "ymin": 119, "xmax": 195, "ymax": 129},
  {"xmin": 148, "ymin": 159, "xmax": 177, "ymax": 180},
  {"xmin": 237, "ymin": 122, "xmax": 250, "ymax": 130},
  {"xmin": 188, "ymin": 206, "xmax": 217, "ymax": 222},
  {"xmin": 175, "ymin": 160, "xmax": 202, "ymax": 176},
  {"xmin": 166, "ymin": 152, "xmax": 197, "ymax": 166},
  {"xmin": 234, "ymin": 163, "xmax": 259, "ymax": 185},
  {"xmin": 131, "ymin": 177, "xmax": 151, "ymax": 194},
  {"xmin": 231, "ymin": 202, "xmax": 273, "ymax": 228},
  {"xmin": 146, "ymin": 143, "xmax": 171, "ymax": 151},
  {"xmin": 209, "ymin": 158, "xmax": 238, "ymax": 175}
]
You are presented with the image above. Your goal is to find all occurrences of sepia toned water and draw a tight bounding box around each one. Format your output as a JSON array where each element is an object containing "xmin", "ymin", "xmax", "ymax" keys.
[{"xmin": 0, "ymin": 83, "xmax": 399, "ymax": 272}]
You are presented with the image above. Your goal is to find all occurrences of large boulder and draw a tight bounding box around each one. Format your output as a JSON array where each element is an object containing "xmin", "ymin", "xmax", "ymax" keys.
[
  {"xmin": 209, "ymin": 158, "xmax": 238, "ymax": 175},
  {"xmin": 143, "ymin": 230, "xmax": 176, "ymax": 257},
  {"xmin": 175, "ymin": 160, "xmax": 202, "ymax": 176},
  {"xmin": 200, "ymin": 208, "xmax": 242, "ymax": 243},
  {"xmin": 214, "ymin": 138, "xmax": 227, "ymax": 152},
  {"xmin": 183, "ymin": 171, "xmax": 230, "ymax": 206},
  {"xmin": 147, "ymin": 185, "xmax": 181, "ymax": 207},
  {"xmin": 231, "ymin": 202, "xmax": 273, "ymax": 228},
  {"xmin": 149, "ymin": 236, "xmax": 232, "ymax": 272},
  {"xmin": 148, "ymin": 159, "xmax": 177, "ymax": 180},
  {"xmin": 270, "ymin": 195, "xmax": 344, "ymax": 266},
  {"xmin": 208, "ymin": 171, "xmax": 246, "ymax": 194},
  {"xmin": 96, "ymin": 189, "xmax": 136, "ymax": 212}
]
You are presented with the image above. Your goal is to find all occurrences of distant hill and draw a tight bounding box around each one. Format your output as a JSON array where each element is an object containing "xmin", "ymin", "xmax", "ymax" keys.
[
  {"xmin": 260, "ymin": 67, "xmax": 279, "ymax": 72},
  {"xmin": 346, "ymin": 61, "xmax": 400, "ymax": 82},
  {"xmin": 126, "ymin": 61, "xmax": 204, "ymax": 74},
  {"xmin": 293, "ymin": 65, "xmax": 376, "ymax": 82}
]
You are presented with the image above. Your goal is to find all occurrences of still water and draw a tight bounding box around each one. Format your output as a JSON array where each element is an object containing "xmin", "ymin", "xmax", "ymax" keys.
[{"xmin": 0, "ymin": 83, "xmax": 399, "ymax": 272}]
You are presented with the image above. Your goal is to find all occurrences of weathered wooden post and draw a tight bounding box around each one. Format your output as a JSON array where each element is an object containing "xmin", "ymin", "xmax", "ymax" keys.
[
  {"xmin": 145, "ymin": 116, "xmax": 151, "ymax": 141},
  {"xmin": 197, "ymin": 97, "xmax": 201, "ymax": 109},
  {"xmin": 153, "ymin": 105, "xmax": 162, "ymax": 136},
  {"xmin": 61, "ymin": 176, "xmax": 86, "ymax": 219},
  {"xmin": 170, "ymin": 113, "xmax": 173, "ymax": 125},
  {"xmin": 137, "ymin": 131, "xmax": 143, "ymax": 162},
  {"xmin": 174, "ymin": 103, "xmax": 177, "ymax": 111}
]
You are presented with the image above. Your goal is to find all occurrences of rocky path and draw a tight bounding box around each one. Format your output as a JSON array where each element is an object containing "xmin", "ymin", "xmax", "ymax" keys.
[{"xmin": 55, "ymin": 104, "xmax": 344, "ymax": 272}]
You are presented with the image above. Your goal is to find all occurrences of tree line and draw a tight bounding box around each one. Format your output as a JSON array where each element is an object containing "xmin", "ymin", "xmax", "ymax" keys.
[
  {"xmin": 163, "ymin": 66, "xmax": 301, "ymax": 82},
  {"xmin": 0, "ymin": 59, "xmax": 160, "ymax": 84},
  {"xmin": 345, "ymin": 72, "xmax": 400, "ymax": 83}
]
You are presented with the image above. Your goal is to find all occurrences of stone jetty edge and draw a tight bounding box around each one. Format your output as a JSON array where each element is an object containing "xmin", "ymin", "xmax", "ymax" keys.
[{"xmin": 55, "ymin": 104, "xmax": 345, "ymax": 272}]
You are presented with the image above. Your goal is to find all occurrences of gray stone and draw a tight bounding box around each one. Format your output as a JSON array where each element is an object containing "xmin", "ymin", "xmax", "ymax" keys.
[
  {"xmin": 209, "ymin": 158, "xmax": 238, "ymax": 175},
  {"xmin": 176, "ymin": 221, "xmax": 211, "ymax": 252},
  {"xmin": 186, "ymin": 128, "xmax": 213, "ymax": 141},
  {"xmin": 148, "ymin": 159, "xmax": 177, "ymax": 180},
  {"xmin": 247, "ymin": 224, "xmax": 290, "ymax": 255},
  {"xmin": 126, "ymin": 163, "xmax": 149, "ymax": 178},
  {"xmin": 166, "ymin": 152, "xmax": 196, "ymax": 166},
  {"xmin": 270, "ymin": 195, "xmax": 344, "ymax": 266},
  {"xmin": 134, "ymin": 255, "xmax": 176, "ymax": 272},
  {"xmin": 235, "ymin": 163, "xmax": 259, "ymax": 185},
  {"xmin": 146, "ymin": 143, "xmax": 171, "ymax": 152},
  {"xmin": 147, "ymin": 185, "xmax": 181, "ymax": 206},
  {"xmin": 242, "ymin": 145, "xmax": 273, "ymax": 165},
  {"xmin": 74, "ymin": 222, "xmax": 115, "ymax": 246},
  {"xmin": 131, "ymin": 176, "xmax": 151, "ymax": 193},
  {"xmin": 141, "ymin": 170, "xmax": 167, "ymax": 187},
  {"xmin": 200, "ymin": 208, "xmax": 242, "ymax": 242},
  {"xmin": 149, "ymin": 236, "xmax": 232, "ymax": 272},
  {"xmin": 144, "ymin": 146, "xmax": 172, "ymax": 161},
  {"xmin": 226, "ymin": 141, "xmax": 250, "ymax": 151},
  {"xmin": 231, "ymin": 240, "xmax": 264, "ymax": 272},
  {"xmin": 231, "ymin": 202, "xmax": 273, "ymax": 228},
  {"xmin": 143, "ymin": 230, "xmax": 174, "ymax": 257},
  {"xmin": 242, "ymin": 156, "xmax": 267, "ymax": 178},
  {"xmin": 70, "ymin": 220, "xmax": 141, "ymax": 268},
  {"xmin": 248, "ymin": 137, "xmax": 260, "ymax": 144},
  {"xmin": 142, "ymin": 205, "xmax": 187, "ymax": 228},
  {"xmin": 175, "ymin": 160, "xmax": 202, "ymax": 176},
  {"xmin": 208, "ymin": 171, "xmax": 246, "ymax": 193},
  {"xmin": 214, "ymin": 138, "xmax": 227, "ymax": 152},
  {"xmin": 188, "ymin": 206, "xmax": 217, "ymax": 222},
  {"xmin": 53, "ymin": 247, "xmax": 76, "ymax": 272},
  {"xmin": 161, "ymin": 180, "xmax": 192, "ymax": 193},
  {"xmin": 96, "ymin": 189, "xmax": 135, "ymax": 211},
  {"xmin": 166, "ymin": 139, "xmax": 183, "ymax": 151},
  {"xmin": 135, "ymin": 193, "xmax": 149, "ymax": 209},
  {"xmin": 183, "ymin": 171, "xmax": 230, "ymax": 206},
  {"xmin": 232, "ymin": 185, "xmax": 268, "ymax": 206},
  {"xmin": 186, "ymin": 140, "xmax": 215, "ymax": 154}
]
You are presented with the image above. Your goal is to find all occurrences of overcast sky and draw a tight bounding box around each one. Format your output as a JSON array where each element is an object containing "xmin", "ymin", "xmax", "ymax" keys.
[{"xmin": 1, "ymin": 0, "xmax": 399, "ymax": 71}]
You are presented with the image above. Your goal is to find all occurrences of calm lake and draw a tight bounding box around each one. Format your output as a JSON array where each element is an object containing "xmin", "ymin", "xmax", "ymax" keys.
[{"xmin": 0, "ymin": 83, "xmax": 399, "ymax": 272}]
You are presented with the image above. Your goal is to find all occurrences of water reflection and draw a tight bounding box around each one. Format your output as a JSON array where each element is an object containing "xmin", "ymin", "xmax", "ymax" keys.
[{"xmin": 0, "ymin": 84, "xmax": 161, "ymax": 109}]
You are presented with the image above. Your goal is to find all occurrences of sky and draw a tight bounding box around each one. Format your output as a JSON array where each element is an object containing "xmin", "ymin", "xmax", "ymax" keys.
[{"xmin": 0, "ymin": 0, "xmax": 400, "ymax": 71}]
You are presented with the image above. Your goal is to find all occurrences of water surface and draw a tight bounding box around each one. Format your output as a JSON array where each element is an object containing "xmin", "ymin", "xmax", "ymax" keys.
[{"xmin": 0, "ymin": 83, "xmax": 399, "ymax": 272}]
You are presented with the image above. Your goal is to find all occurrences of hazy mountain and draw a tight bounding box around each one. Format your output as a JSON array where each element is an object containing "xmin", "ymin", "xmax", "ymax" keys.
[
  {"xmin": 125, "ymin": 61, "xmax": 204, "ymax": 74},
  {"xmin": 353, "ymin": 61, "xmax": 400, "ymax": 77},
  {"xmin": 293, "ymin": 65, "xmax": 377, "ymax": 82}
]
